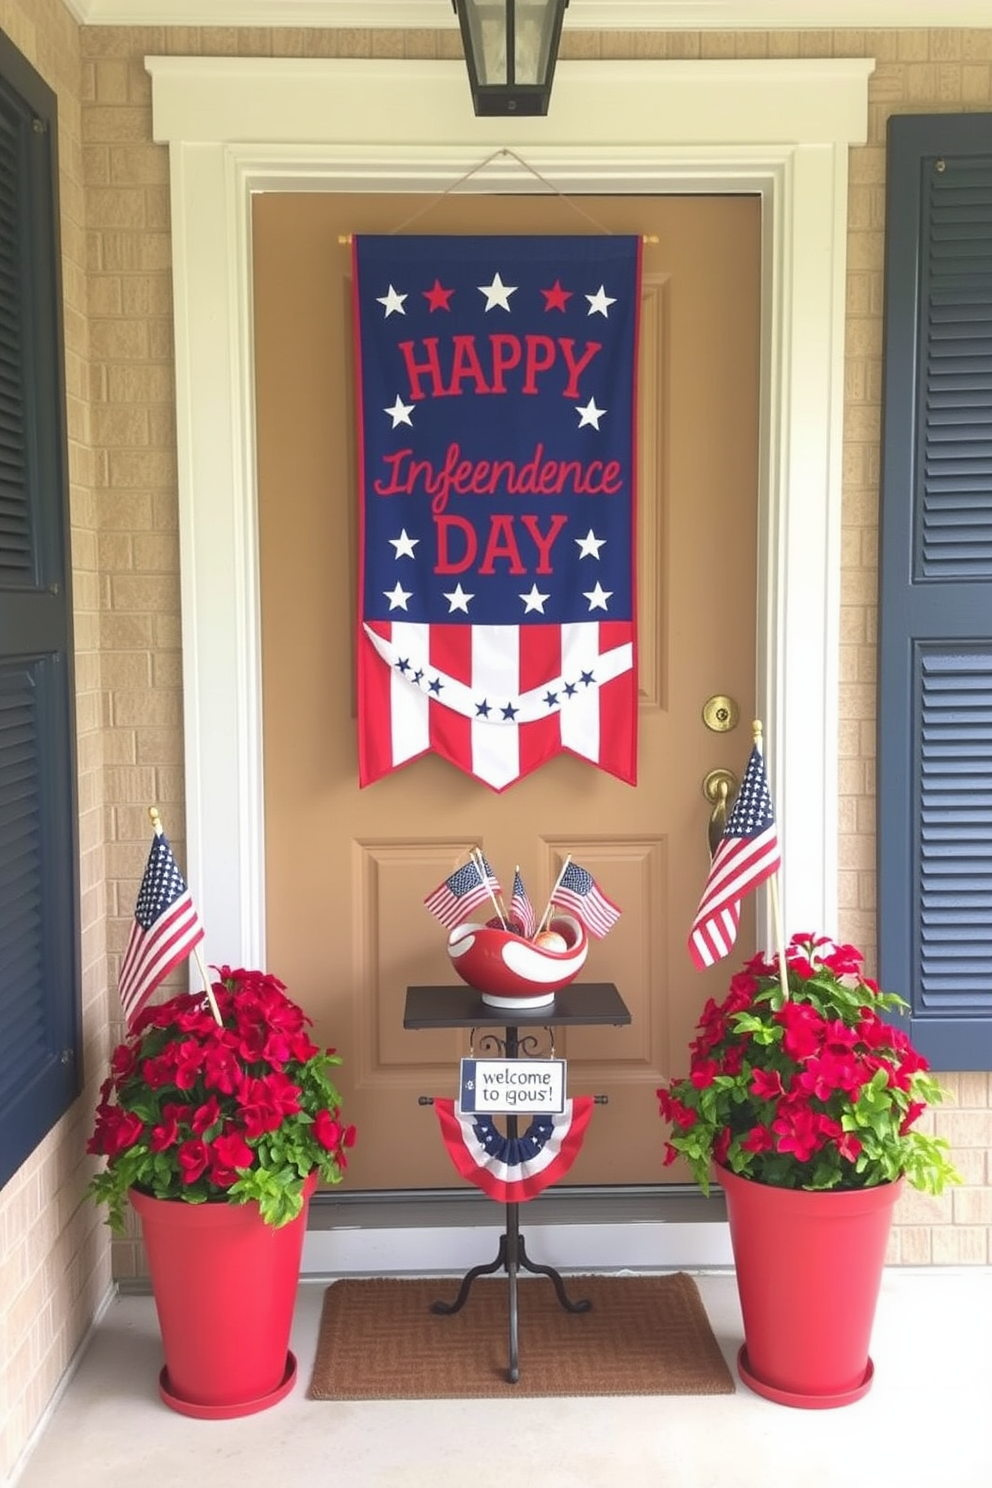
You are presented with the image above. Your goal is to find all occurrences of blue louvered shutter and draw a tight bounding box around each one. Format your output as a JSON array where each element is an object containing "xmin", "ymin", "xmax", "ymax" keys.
[
  {"xmin": 878, "ymin": 113, "xmax": 992, "ymax": 1069},
  {"xmin": 0, "ymin": 31, "xmax": 80, "ymax": 1189}
]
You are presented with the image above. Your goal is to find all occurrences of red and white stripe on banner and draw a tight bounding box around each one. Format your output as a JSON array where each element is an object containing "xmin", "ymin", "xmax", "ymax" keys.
[{"xmin": 359, "ymin": 620, "xmax": 635, "ymax": 793}]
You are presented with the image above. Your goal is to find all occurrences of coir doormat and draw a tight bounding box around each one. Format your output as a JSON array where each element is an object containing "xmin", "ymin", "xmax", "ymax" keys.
[{"xmin": 308, "ymin": 1273, "xmax": 735, "ymax": 1399}]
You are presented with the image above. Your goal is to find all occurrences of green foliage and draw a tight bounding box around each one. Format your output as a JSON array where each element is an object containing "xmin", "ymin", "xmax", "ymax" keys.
[
  {"xmin": 87, "ymin": 968, "xmax": 356, "ymax": 1232},
  {"xmin": 657, "ymin": 934, "xmax": 961, "ymax": 1197}
]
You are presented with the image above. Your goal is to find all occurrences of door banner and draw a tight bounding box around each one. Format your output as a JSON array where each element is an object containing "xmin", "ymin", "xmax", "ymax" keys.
[{"xmin": 352, "ymin": 234, "xmax": 641, "ymax": 791}]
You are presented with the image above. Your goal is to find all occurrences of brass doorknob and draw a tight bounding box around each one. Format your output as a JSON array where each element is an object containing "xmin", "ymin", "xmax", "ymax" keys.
[{"xmin": 702, "ymin": 768, "xmax": 738, "ymax": 857}]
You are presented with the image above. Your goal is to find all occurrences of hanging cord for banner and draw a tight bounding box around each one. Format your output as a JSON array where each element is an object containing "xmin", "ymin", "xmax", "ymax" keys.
[{"xmin": 338, "ymin": 146, "xmax": 659, "ymax": 242}]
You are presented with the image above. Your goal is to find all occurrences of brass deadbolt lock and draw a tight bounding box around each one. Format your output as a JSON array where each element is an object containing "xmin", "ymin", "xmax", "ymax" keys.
[{"xmin": 702, "ymin": 695, "xmax": 740, "ymax": 733}]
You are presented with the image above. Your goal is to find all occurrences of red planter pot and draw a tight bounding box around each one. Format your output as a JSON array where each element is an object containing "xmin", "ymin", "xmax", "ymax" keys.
[
  {"xmin": 718, "ymin": 1165, "xmax": 902, "ymax": 1409},
  {"xmin": 131, "ymin": 1172, "xmax": 315, "ymax": 1419}
]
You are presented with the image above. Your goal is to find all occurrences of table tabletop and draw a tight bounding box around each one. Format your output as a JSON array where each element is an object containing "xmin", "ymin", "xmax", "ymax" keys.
[{"xmin": 403, "ymin": 981, "xmax": 631, "ymax": 1030}]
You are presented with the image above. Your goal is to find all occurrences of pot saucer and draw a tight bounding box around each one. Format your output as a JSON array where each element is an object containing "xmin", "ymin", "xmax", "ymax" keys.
[
  {"xmin": 158, "ymin": 1350, "xmax": 297, "ymax": 1419},
  {"xmin": 736, "ymin": 1346, "xmax": 874, "ymax": 1409}
]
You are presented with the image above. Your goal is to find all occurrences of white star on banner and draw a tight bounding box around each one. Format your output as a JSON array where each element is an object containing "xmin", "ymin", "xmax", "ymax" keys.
[
  {"xmin": 576, "ymin": 398, "xmax": 606, "ymax": 429},
  {"xmin": 376, "ymin": 285, "xmax": 407, "ymax": 317},
  {"xmin": 478, "ymin": 272, "xmax": 517, "ymax": 312},
  {"xmin": 586, "ymin": 284, "xmax": 617, "ymax": 317},
  {"xmin": 583, "ymin": 582, "xmax": 613, "ymax": 611},
  {"xmin": 575, "ymin": 529, "xmax": 606, "ymax": 559},
  {"xmin": 384, "ymin": 395, "xmax": 414, "ymax": 427},
  {"xmin": 443, "ymin": 583, "xmax": 474, "ymax": 613},
  {"xmin": 520, "ymin": 584, "xmax": 550, "ymax": 614},
  {"xmin": 389, "ymin": 529, "xmax": 419, "ymax": 559},
  {"xmin": 384, "ymin": 582, "xmax": 413, "ymax": 610}
]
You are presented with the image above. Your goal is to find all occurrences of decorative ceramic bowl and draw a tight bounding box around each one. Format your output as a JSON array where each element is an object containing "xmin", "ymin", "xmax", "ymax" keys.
[{"xmin": 446, "ymin": 913, "xmax": 588, "ymax": 1008}]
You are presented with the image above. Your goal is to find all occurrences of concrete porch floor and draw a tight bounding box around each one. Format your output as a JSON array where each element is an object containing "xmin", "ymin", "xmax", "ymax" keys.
[{"xmin": 12, "ymin": 1267, "xmax": 992, "ymax": 1488}]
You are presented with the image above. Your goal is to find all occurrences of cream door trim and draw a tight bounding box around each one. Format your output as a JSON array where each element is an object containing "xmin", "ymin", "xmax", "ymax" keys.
[{"xmin": 147, "ymin": 55, "xmax": 872, "ymax": 967}]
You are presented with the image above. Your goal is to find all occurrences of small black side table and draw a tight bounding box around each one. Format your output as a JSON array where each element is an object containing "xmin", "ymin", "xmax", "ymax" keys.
[{"xmin": 404, "ymin": 982, "xmax": 631, "ymax": 1382}]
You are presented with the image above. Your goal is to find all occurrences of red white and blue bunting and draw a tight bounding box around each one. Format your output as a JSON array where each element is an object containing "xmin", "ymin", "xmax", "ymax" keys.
[{"xmin": 434, "ymin": 1095, "xmax": 594, "ymax": 1203}]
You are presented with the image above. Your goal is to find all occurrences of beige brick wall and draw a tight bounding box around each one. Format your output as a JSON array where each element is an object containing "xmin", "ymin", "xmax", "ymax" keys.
[
  {"xmin": 3, "ymin": 10, "xmax": 992, "ymax": 1480},
  {"xmin": 0, "ymin": 3, "xmax": 109, "ymax": 1485}
]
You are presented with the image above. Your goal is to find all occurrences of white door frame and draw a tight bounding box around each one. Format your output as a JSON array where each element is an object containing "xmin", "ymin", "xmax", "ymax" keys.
[
  {"xmin": 147, "ymin": 54, "xmax": 870, "ymax": 1270},
  {"xmin": 148, "ymin": 51, "xmax": 871, "ymax": 1038}
]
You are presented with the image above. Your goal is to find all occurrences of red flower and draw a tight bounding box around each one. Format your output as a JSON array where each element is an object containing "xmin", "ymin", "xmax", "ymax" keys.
[
  {"xmin": 290, "ymin": 1031, "xmax": 321, "ymax": 1062},
  {"xmin": 690, "ymin": 1058, "xmax": 720, "ymax": 1090},
  {"xmin": 776, "ymin": 1000, "xmax": 825, "ymax": 1060},
  {"xmin": 900, "ymin": 1100, "xmax": 926, "ymax": 1135},
  {"xmin": 866, "ymin": 1055, "xmax": 912, "ymax": 1092},
  {"xmin": 110, "ymin": 1043, "xmax": 139, "ymax": 1081},
  {"xmin": 724, "ymin": 971, "xmax": 760, "ymax": 1013},
  {"xmin": 836, "ymin": 1130, "xmax": 863, "ymax": 1162},
  {"xmin": 207, "ymin": 1130, "xmax": 254, "ymax": 1187},
  {"xmin": 191, "ymin": 1095, "xmax": 222, "ymax": 1136},
  {"xmin": 141, "ymin": 1053, "xmax": 177, "ymax": 1090},
  {"xmin": 657, "ymin": 1086, "xmax": 700, "ymax": 1130},
  {"xmin": 819, "ymin": 941, "xmax": 865, "ymax": 977},
  {"xmin": 90, "ymin": 1108, "xmax": 144, "ymax": 1157},
  {"xmin": 690, "ymin": 997, "xmax": 727, "ymax": 1057},
  {"xmin": 202, "ymin": 1041, "xmax": 243, "ymax": 1095},
  {"xmin": 770, "ymin": 1099, "xmax": 824, "ymax": 1162},
  {"xmin": 855, "ymin": 1010, "xmax": 891, "ymax": 1047},
  {"xmin": 177, "ymin": 1138, "xmax": 210, "ymax": 1184},
  {"xmin": 237, "ymin": 1071, "xmax": 302, "ymax": 1139},
  {"xmin": 313, "ymin": 1110, "xmax": 342, "ymax": 1151},
  {"xmin": 751, "ymin": 1068, "xmax": 785, "ymax": 1100},
  {"xmin": 799, "ymin": 1048, "xmax": 865, "ymax": 1101},
  {"xmin": 150, "ymin": 1113, "xmax": 181, "ymax": 1152},
  {"xmin": 740, "ymin": 1124, "xmax": 774, "ymax": 1154},
  {"xmin": 722, "ymin": 1043, "xmax": 746, "ymax": 1075},
  {"xmin": 823, "ymin": 1018, "xmax": 859, "ymax": 1050}
]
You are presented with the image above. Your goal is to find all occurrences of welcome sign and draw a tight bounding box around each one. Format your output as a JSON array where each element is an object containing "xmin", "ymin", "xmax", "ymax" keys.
[{"xmin": 352, "ymin": 234, "xmax": 641, "ymax": 791}]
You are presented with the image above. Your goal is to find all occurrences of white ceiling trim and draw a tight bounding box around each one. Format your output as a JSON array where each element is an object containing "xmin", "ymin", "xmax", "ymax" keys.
[
  {"xmin": 148, "ymin": 54, "xmax": 870, "ymax": 964},
  {"xmin": 69, "ymin": 2, "xmax": 988, "ymax": 32}
]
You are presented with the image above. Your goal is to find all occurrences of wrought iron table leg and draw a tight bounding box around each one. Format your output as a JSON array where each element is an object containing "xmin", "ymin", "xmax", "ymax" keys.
[
  {"xmin": 506, "ymin": 1203, "xmax": 520, "ymax": 1382},
  {"xmin": 431, "ymin": 1233, "xmax": 509, "ymax": 1315},
  {"xmin": 516, "ymin": 1234, "xmax": 592, "ymax": 1313}
]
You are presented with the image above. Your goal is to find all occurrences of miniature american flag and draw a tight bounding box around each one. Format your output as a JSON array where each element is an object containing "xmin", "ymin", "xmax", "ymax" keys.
[
  {"xmin": 552, "ymin": 861, "xmax": 620, "ymax": 939},
  {"xmin": 510, "ymin": 868, "xmax": 537, "ymax": 939},
  {"xmin": 688, "ymin": 744, "xmax": 781, "ymax": 969},
  {"xmin": 118, "ymin": 831, "xmax": 205, "ymax": 1029},
  {"xmin": 423, "ymin": 855, "xmax": 499, "ymax": 930}
]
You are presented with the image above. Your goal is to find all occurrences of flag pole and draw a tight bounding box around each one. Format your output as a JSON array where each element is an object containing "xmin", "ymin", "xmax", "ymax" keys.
[
  {"xmin": 148, "ymin": 806, "xmax": 222, "ymax": 1025},
  {"xmin": 513, "ymin": 864, "xmax": 534, "ymax": 939},
  {"xmin": 536, "ymin": 853, "xmax": 572, "ymax": 936},
  {"xmin": 192, "ymin": 946, "xmax": 223, "ymax": 1025},
  {"xmin": 471, "ymin": 847, "xmax": 506, "ymax": 928},
  {"xmin": 751, "ymin": 723, "xmax": 790, "ymax": 1002}
]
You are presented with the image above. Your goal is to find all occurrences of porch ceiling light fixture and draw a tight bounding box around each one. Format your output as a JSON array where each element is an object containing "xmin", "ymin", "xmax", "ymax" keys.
[{"xmin": 452, "ymin": 0, "xmax": 570, "ymax": 116}]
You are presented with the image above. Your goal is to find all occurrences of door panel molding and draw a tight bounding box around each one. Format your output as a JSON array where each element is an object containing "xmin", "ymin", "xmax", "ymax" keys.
[{"xmin": 149, "ymin": 56, "xmax": 871, "ymax": 964}]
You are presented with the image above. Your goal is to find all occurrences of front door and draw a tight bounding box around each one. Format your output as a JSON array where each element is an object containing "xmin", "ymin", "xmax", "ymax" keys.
[{"xmin": 251, "ymin": 191, "xmax": 760, "ymax": 1189}]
